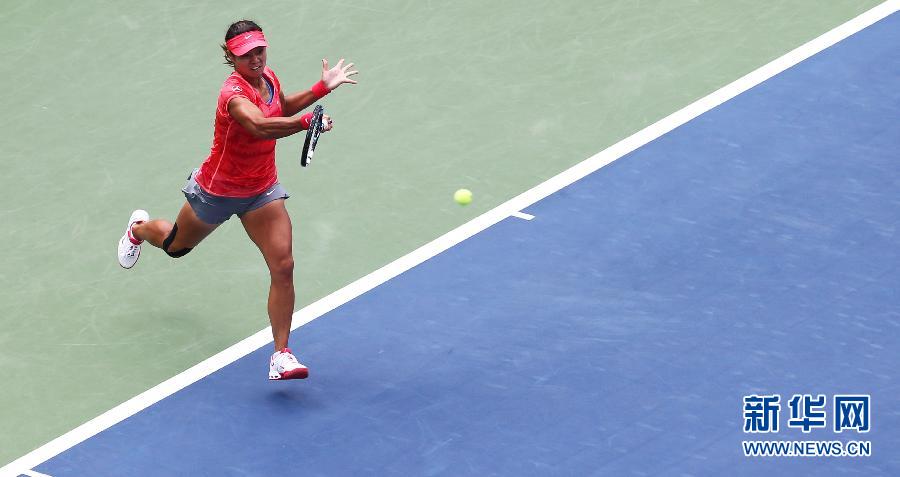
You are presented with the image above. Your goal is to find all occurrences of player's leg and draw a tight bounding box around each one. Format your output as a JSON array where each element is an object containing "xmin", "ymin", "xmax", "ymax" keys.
[
  {"xmin": 134, "ymin": 202, "xmax": 219, "ymax": 250},
  {"xmin": 240, "ymin": 198, "xmax": 307, "ymax": 380},
  {"xmin": 118, "ymin": 202, "xmax": 218, "ymax": 268},
  {"xmin": 241, "ymin": 198, "xmax": 294, "ymax": 350}
]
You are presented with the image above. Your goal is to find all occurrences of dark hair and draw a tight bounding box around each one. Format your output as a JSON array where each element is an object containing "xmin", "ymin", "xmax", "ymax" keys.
[{"xmin": 221, "ymin": 20, "xmax": 263, "ymax": 67}]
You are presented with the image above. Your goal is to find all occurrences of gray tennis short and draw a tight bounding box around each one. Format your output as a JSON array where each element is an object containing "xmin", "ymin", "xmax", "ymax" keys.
[{"xmin": 182, "ymin": 169, "xmax": 290, "ymax": 225}]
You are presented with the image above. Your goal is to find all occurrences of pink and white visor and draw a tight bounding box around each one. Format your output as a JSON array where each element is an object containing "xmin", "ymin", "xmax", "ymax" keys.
[{"xmin": 226, "ymin": 30, "xmax": 268, "ymax": 56}]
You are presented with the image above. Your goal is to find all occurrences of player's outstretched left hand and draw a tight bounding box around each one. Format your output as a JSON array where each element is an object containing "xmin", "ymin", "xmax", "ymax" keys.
[{"xmin": 321, "ymin": 58, "xmax": 358, "ymax": 90}]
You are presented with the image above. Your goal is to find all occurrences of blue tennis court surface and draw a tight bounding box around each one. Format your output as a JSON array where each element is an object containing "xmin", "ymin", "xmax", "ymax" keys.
[{"xmin": 34, "ymin": 12, "xmax": 898, "ymax": 477}]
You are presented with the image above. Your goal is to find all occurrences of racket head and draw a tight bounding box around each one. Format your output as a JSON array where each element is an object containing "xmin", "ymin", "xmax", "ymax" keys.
[{"xmin": 301, "ymin": 105, "xmax": 324, "ymax": 167}]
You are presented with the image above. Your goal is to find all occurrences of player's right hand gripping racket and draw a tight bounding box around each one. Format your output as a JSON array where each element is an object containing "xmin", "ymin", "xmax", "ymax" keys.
[{"xmin": 300, "ymin": 105, "xmax": 325, "ymax": 167}]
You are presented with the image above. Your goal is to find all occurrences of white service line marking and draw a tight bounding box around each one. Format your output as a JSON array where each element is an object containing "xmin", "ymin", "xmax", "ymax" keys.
[
  {"xmin": 2, "ymin": 2, "xmax": 897, "ymax": 475},
  {"xmin": 512, "ymin": 211, "xmax": 535, "ymax": 221}
]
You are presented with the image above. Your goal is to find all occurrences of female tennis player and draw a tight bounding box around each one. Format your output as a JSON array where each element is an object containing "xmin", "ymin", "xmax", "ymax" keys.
[{"xmin": 116, "ymin": 20, "xmax": 358, "ymax": 380}]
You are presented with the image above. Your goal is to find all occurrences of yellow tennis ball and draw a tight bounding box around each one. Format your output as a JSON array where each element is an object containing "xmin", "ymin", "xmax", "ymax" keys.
[{"xmin": 454, "ymin": 188, "xmax": 472, "ymax": 205}]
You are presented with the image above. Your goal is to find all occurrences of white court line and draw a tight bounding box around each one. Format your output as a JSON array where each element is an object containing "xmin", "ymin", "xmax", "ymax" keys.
[
  {"xmin": 512, "ymin": 211, "xmax": 535, "ymax": 221},
  {"xmin": 2, "ymin": 2, "xmax": 897, "ymax": 476},
  {"xmin": 21, "ymin": 470, "xmax": 53, "ymax": 477}
]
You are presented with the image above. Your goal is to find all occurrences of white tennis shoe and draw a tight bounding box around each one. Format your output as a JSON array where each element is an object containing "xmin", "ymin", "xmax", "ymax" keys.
[
  {"xmin": 269, "ymin": 348, "xmax": 309, "ymax": 380},
  {"xmin": 117, "ymin": 209, "xmax": 149, "ymax": 269}
]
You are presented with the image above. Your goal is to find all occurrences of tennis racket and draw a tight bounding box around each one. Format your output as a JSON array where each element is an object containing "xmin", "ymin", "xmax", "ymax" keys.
[{"xmin": 300, "ymin": 105, "xmax": 325, "ymax": 167}]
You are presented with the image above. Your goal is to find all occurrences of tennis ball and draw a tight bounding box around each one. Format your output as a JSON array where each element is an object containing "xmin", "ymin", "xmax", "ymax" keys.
[{"xmin": 454, "ymin": 188, "xmax": 472, "ymax": 205}]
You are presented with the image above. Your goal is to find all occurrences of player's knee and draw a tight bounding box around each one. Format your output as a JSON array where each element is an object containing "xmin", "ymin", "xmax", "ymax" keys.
[
  {"xmin": 270, "ymin": 255, "xmax": 294, "ymax": 282},
  {"xmin": 162, "ymin": 223, "xmax": 194, "ymax": 259}
]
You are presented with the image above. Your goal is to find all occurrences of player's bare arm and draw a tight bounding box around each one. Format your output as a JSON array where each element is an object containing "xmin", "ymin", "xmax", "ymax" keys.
[
  {"xmin": 229, "ymin": 97, "xmax": 309, "ymax": 139},
  {"xmin": 231, "ymin": 97, "xmax": 334, "ymax": 139}
]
